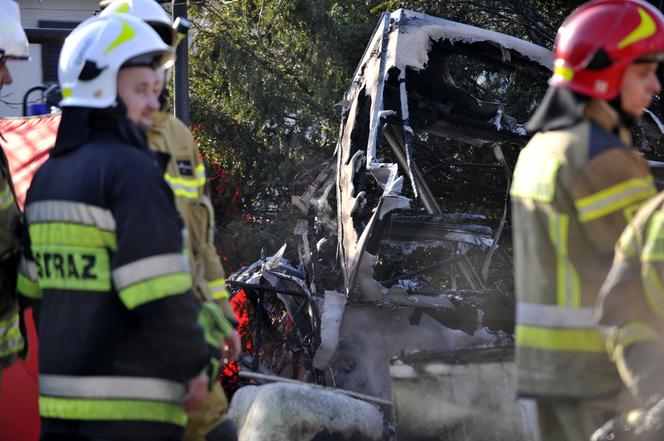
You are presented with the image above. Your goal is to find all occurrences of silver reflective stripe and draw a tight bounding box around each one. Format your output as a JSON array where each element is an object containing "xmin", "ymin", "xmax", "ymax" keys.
[
  {"xmin": 39, "ymin": 375, "xmax": 186, "ymax": 403},
  {"xmin": 517, "ymin": 302, "xmax": 596, "ymax": 328},
  {"xmin": 26, "ymin": 200, "xmax": 116, "ymax": 231},
  {"xmin": 113, "ymin": 253, "xmax": 189, "ymax": 290},
  {"xmin": 19, "ymin": 256, "xmax": 38, "ymax": 281}
]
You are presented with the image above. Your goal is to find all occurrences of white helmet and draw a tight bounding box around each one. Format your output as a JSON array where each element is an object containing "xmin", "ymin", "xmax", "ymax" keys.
[
  {"xmin": 58, "ymin": 14, "xmax": 173, "ymax": 108},
  {"xmin": 0, "ymin": 0, "xmax": 29, "ymax": 60},
  {"xmin": 100, "ymin": 0, "xmax": 174, "ymax": 45}
]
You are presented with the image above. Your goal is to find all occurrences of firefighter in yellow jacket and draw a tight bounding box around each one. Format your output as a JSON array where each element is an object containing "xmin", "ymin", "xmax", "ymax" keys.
[
  {"xmin": 149, "ymin": 94, "xmax": 241, "ymax": 441},
  {"xmin": 100, "ymin": 1, "xmax": 241, "ymax": 439},
  {"xmin": 510, "ymin": 1, "xmax": 664, "ymax": 440},
  {"xmin": 596, "ymin": 192, "xmax": 664, "ymax": 439},
  {"xmin": 0, "ymin": 0, "xmax": 29, "ymax": 381}
]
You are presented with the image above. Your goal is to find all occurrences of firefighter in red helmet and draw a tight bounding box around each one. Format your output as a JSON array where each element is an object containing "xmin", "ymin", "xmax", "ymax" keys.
[{"xmin": 511, "ymin": 1, "xmax": 664, "ymax": 440}]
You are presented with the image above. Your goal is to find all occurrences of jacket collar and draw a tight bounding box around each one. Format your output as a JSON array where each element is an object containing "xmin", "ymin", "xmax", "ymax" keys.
[
  {"xmin": 583, "ymin": 99, "xmax": 632, "ymax": 144},
  {"xmin": 52, "ymin": 102, "xmax": 149, "ymax": 156},
  {"xmin": 526, "ymin": 86, "xmax": 632, "ymax": 143}
]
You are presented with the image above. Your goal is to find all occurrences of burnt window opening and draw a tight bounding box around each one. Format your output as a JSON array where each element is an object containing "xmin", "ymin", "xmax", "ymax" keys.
[{"xmin": 357, "ymin": 39, "xmax": 547, "ymax": 301}]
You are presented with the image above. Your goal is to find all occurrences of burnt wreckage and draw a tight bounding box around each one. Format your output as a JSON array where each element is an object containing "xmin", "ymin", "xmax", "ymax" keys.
[{"xmin": 228, "ymin": 9, "xmax": 664, "ymax": 391}]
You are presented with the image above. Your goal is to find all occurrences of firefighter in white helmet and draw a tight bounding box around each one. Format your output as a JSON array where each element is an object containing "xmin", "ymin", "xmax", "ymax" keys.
[
  {"xmin": 17, "ymin": 13, "xmax": 233, "ymax": 440},
  {"xmin": 0, "ymin": 0, "xmax": 29, "ymax": 388}
]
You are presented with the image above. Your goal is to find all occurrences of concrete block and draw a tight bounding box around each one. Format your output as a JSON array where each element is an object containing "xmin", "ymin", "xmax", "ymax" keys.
[{"xmin": 227, "ymin": 383, "xmax": 384, "ymax": 441}]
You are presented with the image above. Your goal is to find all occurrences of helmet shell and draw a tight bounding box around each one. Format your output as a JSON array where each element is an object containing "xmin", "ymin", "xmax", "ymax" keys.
[
  {"xmin": 0, "ymin": 0, "xmax": 29, "ymax": 60},
  {"xmin": 100, "ymin": 0, "xmax": 174, "ymax": 45},
  {"xmin": 551, "ymin": 0, "xmax": 664, "ymax": 100},
  {"xmin": 58, "ymin": 14, "xmax": 172, "ymax": 108}
]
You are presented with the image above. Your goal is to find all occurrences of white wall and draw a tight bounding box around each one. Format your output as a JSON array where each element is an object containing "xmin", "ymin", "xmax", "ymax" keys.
[{"xmin": 1, "ymin": 0, "xmax": 98, "ymax": 117}]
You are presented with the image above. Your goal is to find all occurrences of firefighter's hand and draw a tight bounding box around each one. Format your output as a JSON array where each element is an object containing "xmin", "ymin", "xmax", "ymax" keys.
[
  {"xmin": 221, "ymin": 329, "xmax": 241, "ymax": 366},
  {"xmin": 183, "ymin": 371, "xmax": 209, "ymax": 411}
]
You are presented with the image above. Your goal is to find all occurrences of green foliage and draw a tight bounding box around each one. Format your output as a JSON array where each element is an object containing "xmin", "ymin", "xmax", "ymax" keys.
[{"xmin": 187, "ymin": 0, "xmax": 581, "ymax": 270}]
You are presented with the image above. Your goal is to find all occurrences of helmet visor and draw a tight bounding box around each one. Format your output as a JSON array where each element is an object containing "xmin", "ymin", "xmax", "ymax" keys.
[
  {"xmin": 120, "ymin": 50, "xmax": 174, "ymax": 70},
  {"xmin": 635, "ymin": 52, "xmax": 664, "ymax": 64},
  {"xmin": 0, "ymin": 49, "xmax": 29, "ymax": 63}
]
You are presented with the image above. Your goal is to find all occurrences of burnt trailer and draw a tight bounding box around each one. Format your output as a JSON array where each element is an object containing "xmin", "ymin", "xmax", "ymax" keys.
[
  {"xmin": 229, "ymin": 5, "xmax": 552, "ymax": 431},
  {"xmin": 334, "ymin": 9, "xmax": 551, "ymax": 331}
]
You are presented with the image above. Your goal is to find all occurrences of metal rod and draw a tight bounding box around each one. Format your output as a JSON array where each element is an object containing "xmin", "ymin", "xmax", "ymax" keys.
[
  {"xmin": 226, "ymin": 281, "xmax": 310, "ymax": 298},
  {"xmin": 238, "ymin": 370, "xmax": 393, "ymax": 407}
]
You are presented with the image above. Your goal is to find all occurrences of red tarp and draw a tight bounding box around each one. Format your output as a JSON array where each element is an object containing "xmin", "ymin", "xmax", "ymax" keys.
[
  {"xmin": 0, "ymin": 114, "xmax": 60, "ymax": 208},
  {"xmin": 0, "ymin": 114, "xmax": 60, "ymax": 441}
]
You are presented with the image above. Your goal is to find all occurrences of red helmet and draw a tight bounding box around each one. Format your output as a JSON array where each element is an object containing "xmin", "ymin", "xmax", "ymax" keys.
[{"xmin": 551, "ymin": 0, "xmax": 664, "ymax": 100}]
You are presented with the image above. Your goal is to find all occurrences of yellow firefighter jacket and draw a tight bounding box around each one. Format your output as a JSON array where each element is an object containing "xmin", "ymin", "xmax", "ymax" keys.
[
  {"xmin": 0, "ymin": 165, "xmax": 21, "ymax": 368},
  {"xmin": 510, "ymin": 99, "xmax": 655, "ymax": 400},
  {"xmin": 148, "ymin": 111, "xmax": 235, "ymax": 319},
  {"xmin": 597, "ymin": 192, "xmax": 664, "ymax": 406}
]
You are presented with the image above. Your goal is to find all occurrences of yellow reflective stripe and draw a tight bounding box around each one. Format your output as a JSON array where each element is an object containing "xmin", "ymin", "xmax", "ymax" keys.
[
  {"xmin": 164, "ymin": 174, "xmax": 200, "ymax": 200},
  {"xmin": 119, "ymin": 273, "xmax": 191, "ymax": 309},
  {"xmin": 618, "ymin": 224, "xmax": 639, "ymax": 258},
  {"xmin": 642, "ymin": 266, "xmax": 664, "ymax": 321},
  {"xmin": 0, "ymin": 312, "xmax": 19, "ymax": 332},
  {"xmin": 0, "ymin": 332, "xmax": 23, "ymax": 357},
  {"xmin": 103, "ymin": 20, "xmax": 137, "ymax": 56},
  {"xmin": 510, "ymin": 149, "xmax": 562, "ymax": 202},
  {"xmin": 617, "ymin": 7, "xmax": 656, "ymax": 50},
  {"xmin": 194, "ymin": 163, "xmax": 206, "ymax": 181},
  {"xmin": 548, "ymin": 212, "xmax": 580, "ymax": 307},
  {"xmin": 208, "ymin": 278, "xmax": 229, "ymax": 300},
  {"xmin": 17, "ymin": 272, "xmax": 42, "ymax": 299},
  {"xmin": 29, "ymin": 223, "xmax": 117, "ymax": 251},
  {"xmin": 608, "ymin": 321, "xmax": 658, "ymax": 359},
  {"xmin": 115, "ymin": 2, "xmax": 130, "ymax": 13},
  {"xmin": 211, "ymin": 290, "xmax": 229, "ymax": 300},
  {"xmin": 0, "ymin": 182, "xmax": 14, "ymax": 210},
  {"xmin": 515, "ymin": 324, "xmax": 606, "ymax": 352},
  {"xmin": 164, "ymin": 173, "xmax": 206, "ymax": 188},
  {"xmin": 39, "ymin": 396, "xmax": 187, "ymax": 426},
  {"xmin": 198, "ymin": 302, "xmax": 232, "ymax": 345},
  {"xmin": 164, "ymin": 166, "xmax": 207, "ymax": 200},
  {"xmin": 553, "ymin": 64, "xmax": 574, "ymax": 82},
  {"xmin": 575, "ymin": 176, "xmax": 655, "ymax": 223},
  {"xmin": 0, "ymin": 312, "xmax": 24, "ymax": 357},
  {"xmin": 642, "ymin": 211, "xmax": 664, "ymax": 262}
]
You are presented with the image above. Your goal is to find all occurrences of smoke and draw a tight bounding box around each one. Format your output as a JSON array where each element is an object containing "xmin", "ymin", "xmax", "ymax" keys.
[{"xmin": 331, "ymin": 304, "xmax": 506, "ymax": 399}]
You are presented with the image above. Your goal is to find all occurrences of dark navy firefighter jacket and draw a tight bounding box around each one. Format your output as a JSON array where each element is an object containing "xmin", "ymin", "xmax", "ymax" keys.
[{"xmin": 17, "ymin": 109, "xmax": 218, "ymax": 440}]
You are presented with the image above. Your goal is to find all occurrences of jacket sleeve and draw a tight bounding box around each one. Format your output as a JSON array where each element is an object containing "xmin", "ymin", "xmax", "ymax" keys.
[
  {"xmin": 597, "ymin": 220, "xmax": 664, "ymax": 406},
  {"xmin": 186, "ymin": 133, "xmax": 236, "ymax": 322},
  {"xmin": 109, "ymin": 153, "xmax": 219, "ymax": 381},
  {"xmin": 569, "ymin": 148, "xmax": 655, "ymax": 258},
  {"xmin": 198, "ymin": 194, "xmax": 236, "ymax": 321},
  {"xmin": 0, "ymin": 174, "xmax": 26, "ymax": 366}
]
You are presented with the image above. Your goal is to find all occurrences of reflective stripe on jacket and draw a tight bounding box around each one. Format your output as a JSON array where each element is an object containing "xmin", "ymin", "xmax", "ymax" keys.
[
  {"xmin": 511, "ymin": 99, "xmax": 654, "ymax": 399},
  {"xmin": 597, "ymin": 192, "xmax": 664, "ymax": 406}
]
